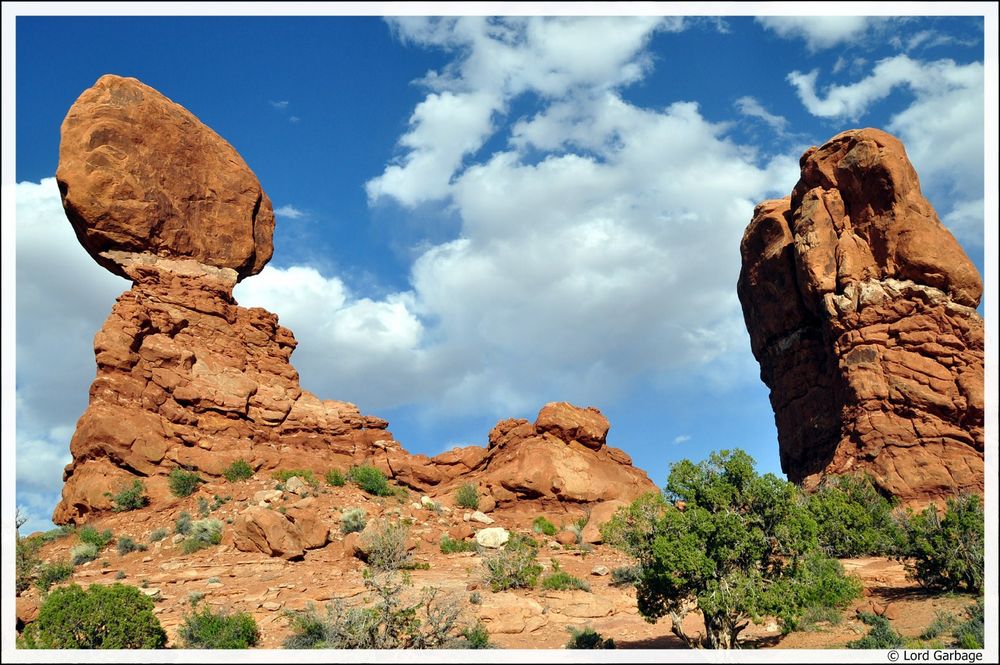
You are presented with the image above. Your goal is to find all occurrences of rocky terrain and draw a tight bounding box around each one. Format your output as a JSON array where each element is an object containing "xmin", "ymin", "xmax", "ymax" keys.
[
  {"xmin": 738, "ymin": 128, "xmax": 984, "ymax": 507},
  {"xmin": 17, "ymin": 476, "xmax": 979, "ymax": 649}
]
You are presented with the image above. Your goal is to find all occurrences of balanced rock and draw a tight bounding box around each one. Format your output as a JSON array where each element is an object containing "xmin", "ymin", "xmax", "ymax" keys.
[
  {"xmin": 738, "ymin": 128, "xmax": 984, "ymax": 505},
  {"xmin": 57, "ymin": 74, "xmax": 274, "ymax": 281},
  {"xmin": 52, "ymin": 76, "xmax": 413, "ymax": 523}
]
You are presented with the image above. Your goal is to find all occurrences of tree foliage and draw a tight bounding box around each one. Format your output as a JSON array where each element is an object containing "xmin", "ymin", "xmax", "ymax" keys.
[
  {"xmin": 901, "ymin": 494, "xmax": 983, "ymax": 593},
  {"xmin": 19, "ymin": 583, "xmax": 166, "ymax": 649},
  {"xmin": 806, "ymin": 474, "xmax": 905, "ymax": 557},
  {"xmin": 607, "ymin": 449, "xmax": 861, "ymax": 648}
]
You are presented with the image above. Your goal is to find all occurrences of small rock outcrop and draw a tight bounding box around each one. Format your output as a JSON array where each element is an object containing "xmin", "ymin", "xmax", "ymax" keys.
[
  {"xmin": 431, "ymin": 402, "xmax": 658, "ymax": 507},
  {"xmin": 738, "ymin": 128, "xmax": 984, "ymax": 505}
]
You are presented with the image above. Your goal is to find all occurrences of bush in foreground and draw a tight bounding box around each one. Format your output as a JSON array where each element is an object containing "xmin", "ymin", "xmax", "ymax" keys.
[
  {"xmin": 18, "ymin": 583, "xmax": 166, "ymax": 649},
  {"xmin": 179, "ymin": 605, "xmax": 260, "ymax": 648},
  {"xmin": 455, "ymin": 483, "xmax": 479, "ymax": 510},
  {"xmin": 223, "ymin": 459, "xmax": 254, "ymax": 483},
  {"xmin": 952, "ymin": 599, "xmax": 984, "ymax": 649},
  {"xmin": 362, "ymin": 520, "xmax": 412, "ymax": 571},
  {"xmin": 440, "ymin": 536, "xmax": 477, "ymax": 554},
  {"xmin": 847, "ymin": 612, "xmax": 905, "ymax": 649},
  {"xmin": 182, "ymin": 519, "xmax": 223, "ymax": 554},
  {"xmin": 168, "ymin": 468, "xmax": 204, "ymax": 498},
  {"xmin": 340, "ymin": 508, "xmax": 367, "ymax": 534},
  {"xmin": 326, "ymin": 469, "xmax": 346, "ymax": 487},
  {"xmin": 283, "ymin": 570, "xmax": 470, "ymax": 649},
  {"xmin": 15, "ymin": 510, "xmax": 40, "ymax": 595},
  {"xmin": 532, "ymin": 516, "xmax": 557, "ymax": 537},
  {"xmin": 807, "ymin": 474, "xmax": 905, "ymax": 557},
  {"xmin": 541, "ymin": 560, "xmax": 590, "ymax": 592},
  {"xmin": 481, "ymin": 534, "xmax": 542, "ymax": 592},
  {"xmin": 902, "ymin": 494, "xmax": 984, "ymax": 593},
  {"xmin": 70, "ymin": 543, "xmax": 99, "ymax": 566},
  {"xmin": 604, "ymin": 449, "xmax": 864, "ymax": 648},
  {"xmin": 35, "ymin": 561, "xmax": 74, "ymax": 593},
  {"xmin": 566, "ymin": 627, "xmax": 615, "ymax": 649},
  {"xmin": 348, "ymin": 465, "xmax": 393, "ymax": 497},
  {"xmin": 108, "ymin": 480, "xmax": 149, "ymax": 512}
]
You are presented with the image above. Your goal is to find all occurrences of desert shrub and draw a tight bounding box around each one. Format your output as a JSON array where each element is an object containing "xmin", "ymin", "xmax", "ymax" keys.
[
  {"xmin": 188, "ymin": 590, "xmax": 206, "ymax": 606},
  {"xmin": 283, "ymin": 571, "xmax": 466, "ymax": 649},
  {"xmin": 796, "ymin": 605, "xmax": 844, "ymax": 631},
  {"xmin": 920, "ymin": 610, "xmax": 959, "ymax": 640},
  {"xmin": 566, "ymin": 626, "xmax": 615, "ymax": 649},
  {"xmin": 197, "ymin": 496, "xmax": 210, "ymax": 517},
  {"xmin": 600, "ymin": 491, "xmax": 670, "ymax": 559},
  {"xmin": 182, "ymin": 518, "xmax": 223, "ymax": 554},
  {"xmin": 610, "ymin": 565, "xmax": 643, "ymax": 587},
  {"xmin": 326, "ymin": 469, "xmax": 346, "ymax": 487},
  {"xmin": 481, "ymin": 534, "xmax": 542, "ymax": 592},
  {"xmin": 116, "ymin": 536, "xmax": 148, "ymax": 556},
  {"xmin": 272, "ymin": 468, "xmax": 318, "ymax": 486},
  {"xmin": 168, "ymin": 468, "xmax": 203, "ymax": 498},
  {"xmin": 363, "ymin": 520, "xmax": 412, "ymax": 571},
  {"xmin": 78, "ymin": 525, "xmax": 114, "ymax": 549},
  {"xmin": 108, "ymin": 480, "xmax": 149, "ymax": 512},
  {"xmin": 612, "ymin": 450, "xmax": 824, "ymax": 648},
  {"xmin": 175, "ymin": 511, "xmax": 193, "ymax": 535},
  {"xmin": 459, "ymin": 621, "xmax": 492, "ymax": 648},
  {"xmin": 210, "ymin": 494, "xmax": 230, "ymax": 511},
  {"xmin": 901, "ymin": 494, "xmax": 983, "ymax": 593},
  {"xmin": 807, "ymin": 474, "xmax": 905, "ymax": 557},
  {"xmin": 70, "ymin": 543, "xmax": 99, "ymax": 566},
  {"xmin": 148, "ymin": 528, "xmax": 168, "ymax": 542},
  {"xmin": 440, "ymin": 536, "xmax": 477, "ymax": 554},
  {"xmin": 15, "ymin": 510, "xmax": 41, "ymax": 594},
  {"xmin": 222, "ymin": 459, "xmax": 254, "ymax": 482},
  {"xmin": 18, "ymin": 583, "xmax": 166, "ymax": 648},
  {"xmin": 532, "ymin": 516, "xmax": 557, "ymax": 537},
  {"xmin": 35, "ymin": 561, "xmax": 74, "ymax": 593},
  {"xmin": 348, "ymin": 465, "xmax": 393, "ymax": 497},
  {"xmin": 341, "ymin": 508, "xmax": 367, "ymax": 534},
  {"xmin": 779, "ymin": 553, "xmax": 861, "ymax": 632},
  {"xmin": 37, "ymin": 525, "xmax": 75, "ymax": 543},
  {"xmin": 179, "ymin": 605, "xmax": 260, "ymax": 648},
  {"xmin": 115, "ymin": 570, "xmax": 126, "ymax": 580},
  {"xmin": 469, "ymin": 591, "xmax": 482, "ymax": 605},
  {"xmin": 455, "ymin": 483, "xmax": 479, "ymax": 510},
  {"xmin": 541, "ymin": 560, "xmax": 590, "ymax": 592},
  {"xmin": 952, "ymin": 599, "xmax": 984, "ymax": 649},
  {"xmin": 847, "ymin": 612, "xmax": 905, "ymax": 649}
]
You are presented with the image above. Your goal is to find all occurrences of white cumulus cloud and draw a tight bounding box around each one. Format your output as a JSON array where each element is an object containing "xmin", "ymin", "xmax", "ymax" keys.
[{"xmin": 757, "ymin": 16, "xmax": 883, "ymax": 51}]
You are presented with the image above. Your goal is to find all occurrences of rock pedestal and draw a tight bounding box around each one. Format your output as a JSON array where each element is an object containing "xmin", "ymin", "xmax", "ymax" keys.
[{"xmin": 738, "ymin": 128, "xmax": 984, "ymax": 505}]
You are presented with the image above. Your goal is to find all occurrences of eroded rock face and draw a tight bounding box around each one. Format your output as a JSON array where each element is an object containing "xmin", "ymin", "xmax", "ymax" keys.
[
  {"xmin": 429, "ymin": 402, "xmax": 658, "ymax": 507},
  {"xmin": 738, "ymin": 128, "xmax": 984, "ymax": 505},
  {"xmin": 57, "ymin": 74, "xmax": 273, "ymax": 282}
]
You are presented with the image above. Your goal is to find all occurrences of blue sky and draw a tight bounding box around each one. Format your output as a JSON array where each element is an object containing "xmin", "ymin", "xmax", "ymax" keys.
[{"xmin": 10, "ymin": 10, "xmax": 992, "ymax": 531}]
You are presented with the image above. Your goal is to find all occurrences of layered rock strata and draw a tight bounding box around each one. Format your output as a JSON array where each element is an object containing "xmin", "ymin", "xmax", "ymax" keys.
[{"xmin": 738, "ymin": 128, "xmax": 984, "ymax": 505}]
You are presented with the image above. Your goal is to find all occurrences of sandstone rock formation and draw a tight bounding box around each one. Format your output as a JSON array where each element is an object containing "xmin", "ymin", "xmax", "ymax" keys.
[
  {"xmin": 54, "ymin": 75, "xmax": 654, "ymax": 524},
  {"xmin": 52, "ymin": 76, "xmax": 410, "ymax": 523},
  {"xmin": 57, "ymin": 74, "xmax": 273, "ymax": 281},
  {"xmin": 738, "ymin": 128, "xmax": 984, "ymax": 505},
  {"xmin": 429, "ymin": 402, "xmax": 658, "ymax": 509}
]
